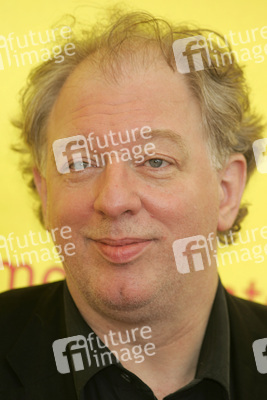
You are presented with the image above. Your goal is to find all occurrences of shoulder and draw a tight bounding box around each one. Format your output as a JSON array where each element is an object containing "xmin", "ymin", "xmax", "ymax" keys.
[
  {"xmin": 225, "ymin": 289, "xmax": 267, "ymax": 335},
  {"xmin": 0, "ymin": 280, "xmax": 65, "ymax": 304},
  {"xmin": 0, "ymin": 280, "xmax": 65, "ymax": 326}
]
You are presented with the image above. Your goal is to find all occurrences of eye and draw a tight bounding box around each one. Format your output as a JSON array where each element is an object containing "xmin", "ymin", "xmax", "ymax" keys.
[
  {"xmin": 145, "ymin": 158, "xmax": 170, "ymax": 168},
  {"xmin": 69, "ymin": 161, "xmax": 91, "ymax": 171}
]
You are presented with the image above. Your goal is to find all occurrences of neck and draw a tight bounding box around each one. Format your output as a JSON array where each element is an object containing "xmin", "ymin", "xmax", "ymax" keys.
[{"xmin": 66, "ymin": 272, "xmax": 218, "ymax": 397}]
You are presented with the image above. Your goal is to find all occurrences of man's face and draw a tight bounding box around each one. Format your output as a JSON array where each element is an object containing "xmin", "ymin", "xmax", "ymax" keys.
[{"xmin": 41, "ymin": 60, "xmax": 221, "ymax": 318}]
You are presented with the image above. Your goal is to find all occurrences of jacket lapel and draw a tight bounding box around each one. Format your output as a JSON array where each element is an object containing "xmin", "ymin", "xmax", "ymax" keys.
[
  {"xmin": 225, "ymin": 290, "xmax": 267, "ymax": 399},
  {"xmin": 6, "ymin": 282, "xmax": 78, "ymax": 400}
]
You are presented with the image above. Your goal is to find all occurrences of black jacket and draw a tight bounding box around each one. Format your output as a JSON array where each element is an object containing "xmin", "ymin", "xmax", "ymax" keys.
[{"xmin": 0, "ymin": 280, "xmax": 267, "ymax": 399}]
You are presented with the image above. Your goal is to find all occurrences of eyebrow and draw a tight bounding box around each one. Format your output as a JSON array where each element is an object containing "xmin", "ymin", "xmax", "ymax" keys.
[
  {"xmin": 142, "ymin": 129, "xmax": 189, "ymax": 157},
  {"xmin": 48, "ymin": 127, "xmax": 189, "ymax": 163}
]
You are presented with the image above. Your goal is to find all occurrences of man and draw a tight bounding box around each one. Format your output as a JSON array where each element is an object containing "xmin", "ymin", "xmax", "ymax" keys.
[{"xmin": 0, "ymin": 9, "xmax": 266, "ymax": 400}]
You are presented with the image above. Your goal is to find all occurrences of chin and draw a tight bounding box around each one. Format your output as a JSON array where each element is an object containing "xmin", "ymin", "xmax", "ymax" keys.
[{"xmin": 86, "ymin": 282, "xmax": 154, "ymax": 314}]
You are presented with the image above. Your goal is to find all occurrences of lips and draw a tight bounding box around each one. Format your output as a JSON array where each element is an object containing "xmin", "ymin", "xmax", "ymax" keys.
[{"xmin": 92, "ymin": 237, "xmax": 153, "ymax": 263}]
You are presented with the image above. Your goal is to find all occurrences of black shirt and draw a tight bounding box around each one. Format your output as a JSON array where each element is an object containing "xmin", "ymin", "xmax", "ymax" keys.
[{"xmin": 63, "ymin": 279, "xmax": 231, "ymax": 399}]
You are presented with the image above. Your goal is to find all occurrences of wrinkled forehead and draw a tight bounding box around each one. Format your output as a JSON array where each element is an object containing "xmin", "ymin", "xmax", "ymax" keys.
[{"xmin": 47, "ymin": 57, "xmax": 202, "ymax": 140}]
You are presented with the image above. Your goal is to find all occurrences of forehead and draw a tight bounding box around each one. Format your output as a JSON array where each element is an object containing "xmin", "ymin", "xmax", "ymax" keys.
[{"xmin": 47, "ymin": 59, "xmax": 203, "ymax": 141}]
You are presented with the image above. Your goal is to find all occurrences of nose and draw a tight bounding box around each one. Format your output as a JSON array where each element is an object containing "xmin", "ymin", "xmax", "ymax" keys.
[{"xmin": 93, "ymin": 162, "xmax": 142, "ymax": 218}]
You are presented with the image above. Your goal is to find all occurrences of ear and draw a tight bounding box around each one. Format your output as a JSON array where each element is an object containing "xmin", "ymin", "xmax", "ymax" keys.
[
  {"xmin": 33, "ymin": 167, "xmax": 48, "ymax": 228},
  {"xmin": 217, "ymin": 154, "xmax": 247, "ymax": 232}
]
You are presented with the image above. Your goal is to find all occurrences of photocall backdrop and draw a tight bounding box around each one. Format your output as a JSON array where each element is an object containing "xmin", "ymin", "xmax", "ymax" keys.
[{"xmin": 1, "ymin": 0, "xmax": 267, "ymax": 304}]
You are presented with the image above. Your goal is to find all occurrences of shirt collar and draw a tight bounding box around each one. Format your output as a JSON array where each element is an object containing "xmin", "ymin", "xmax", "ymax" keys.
[
  {"xmin": 63, "ymin": 278, "xmax": 230, "ymax": 399},
  {"xmin": 63, "ymin": 283, "xmax": 119, "ymax": 397},
  {"xmin": 196, "ymin": 278, "xmax": 230, "ymax": 395}
]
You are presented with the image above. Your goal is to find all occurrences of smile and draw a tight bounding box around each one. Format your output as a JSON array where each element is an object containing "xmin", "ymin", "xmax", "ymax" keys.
[{"xmin": 92, "ymin": 238, "xmax": 153, "ymax": 264}]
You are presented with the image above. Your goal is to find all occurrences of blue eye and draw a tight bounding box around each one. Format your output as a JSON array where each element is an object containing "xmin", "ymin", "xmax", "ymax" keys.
[
  {"xmin": 70, "ymin": 161, "xmax": 91, "ymax": 171},
  {"xmin": 145, "ymin": 159, "xmax": 169, "ymax": 168}
]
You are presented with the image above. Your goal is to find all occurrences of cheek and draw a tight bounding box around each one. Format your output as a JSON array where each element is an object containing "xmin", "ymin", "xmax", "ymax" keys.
[
  {"xmin": 46, "ymin": 183, "xmax": 93, "ymax": 229},
  {"xmin": 140, "ymin": 182, "xmax": 198, "ymax": 235},
  {"xmin": 145, "ymin": 174, "xmax": 219, "ymax": 238}
]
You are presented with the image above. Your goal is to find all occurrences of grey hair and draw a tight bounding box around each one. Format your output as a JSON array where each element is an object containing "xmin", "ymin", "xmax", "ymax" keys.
[{"xmin": 12, "ymin": 8, "xmax": 265, "ymax": 243}]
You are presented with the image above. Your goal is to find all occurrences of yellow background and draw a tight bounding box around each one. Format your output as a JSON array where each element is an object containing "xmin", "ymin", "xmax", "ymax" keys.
[{"xmin": 1, "ymin": 0, "xmax": 267, "ymax": 304}]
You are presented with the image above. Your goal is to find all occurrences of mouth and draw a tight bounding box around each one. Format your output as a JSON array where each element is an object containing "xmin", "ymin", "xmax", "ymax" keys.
[{"xmin": 91, "ymin": 237, "xmax": 154, "ymax": 264}]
